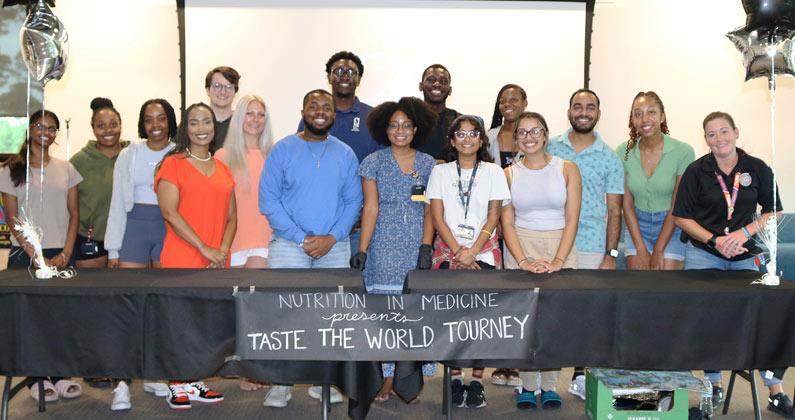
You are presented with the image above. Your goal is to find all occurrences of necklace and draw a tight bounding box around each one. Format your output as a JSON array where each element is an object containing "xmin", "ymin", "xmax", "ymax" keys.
[
  {"xmin": 187, "ymin": 148, "xmax": 211, "ymax": 162},
  {"xmin": 305, "ymin": 140, "xmax": 328, "ymax": 168}
]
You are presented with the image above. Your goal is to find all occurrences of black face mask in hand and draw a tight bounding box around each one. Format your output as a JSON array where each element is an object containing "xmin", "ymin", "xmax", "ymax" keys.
[
  {"xmin": 417, "ymin": 244, "xmax": 433, "ymax": 270},
  {"xmin": 349, "ymin": 252, "xmax": 367, "ymax": 271}
]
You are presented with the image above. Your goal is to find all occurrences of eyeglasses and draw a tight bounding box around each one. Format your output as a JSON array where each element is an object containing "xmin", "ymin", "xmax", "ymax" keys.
[
  {"xmin": 387, "ymin": 121, "xmax": 414, "ymax": 132},
  {"xmin": 516, "ymin": 127, "xmax": 546, "ymax": 139},
  {"xmin": 34, "ymin": 123, "xmax": 58, "ymax": 133},
  {"xmin": 332, "ymin": 68, "xmax": 359, "ymax": 78},
  {"xmin": 453, "ymin": 130, "xmax": 481, "ymax": 140},
  {"xmin": 211, "ymin": 82, "xmax": 235, "ymax": 92}
]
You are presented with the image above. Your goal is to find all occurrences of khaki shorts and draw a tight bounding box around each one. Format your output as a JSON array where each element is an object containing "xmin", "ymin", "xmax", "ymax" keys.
[{"xmin": 504, "ymin": 226, "xmax": 577, "ymax": 269}]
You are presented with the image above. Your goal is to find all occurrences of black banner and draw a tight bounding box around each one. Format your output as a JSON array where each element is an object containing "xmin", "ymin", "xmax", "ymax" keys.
[{"xmin": 236, "ymin": 289, "xmax": 538, "ymax": 361}]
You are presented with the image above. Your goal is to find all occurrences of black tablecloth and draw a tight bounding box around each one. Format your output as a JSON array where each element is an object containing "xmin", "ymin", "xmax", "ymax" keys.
[
  {"xmin": 0, "ymin": 268, "xmax": 380, "ymax": 420},
  {"xmin": 406, "ymin": 268, "xmax": 795, "ymax": 369}
]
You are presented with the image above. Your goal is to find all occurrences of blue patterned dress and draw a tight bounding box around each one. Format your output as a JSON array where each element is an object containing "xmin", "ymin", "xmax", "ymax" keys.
[{"xmin": 358, "ymin": 147, "xmax": 436, "ymax": 294}]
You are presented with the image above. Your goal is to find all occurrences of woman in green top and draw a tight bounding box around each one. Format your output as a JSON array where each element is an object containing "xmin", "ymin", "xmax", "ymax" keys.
[
  {"xmin": 618, "ymin": 91, "xmax": 694, "ymax": 270},
  {"xmin": 70, "ymin": 97, "xmax": 129, "ymax": 268}
]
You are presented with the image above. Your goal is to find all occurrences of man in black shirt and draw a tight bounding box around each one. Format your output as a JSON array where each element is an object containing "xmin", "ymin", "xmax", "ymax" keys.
[{"xmin": 416, "ymin": 64, "xmax": 460, "ymax": 162}]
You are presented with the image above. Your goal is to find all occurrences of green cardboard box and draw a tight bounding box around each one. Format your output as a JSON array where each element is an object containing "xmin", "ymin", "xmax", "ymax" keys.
[{"xmin": 585, "ymin": 370, "xmax": 688, "ymax": 420}]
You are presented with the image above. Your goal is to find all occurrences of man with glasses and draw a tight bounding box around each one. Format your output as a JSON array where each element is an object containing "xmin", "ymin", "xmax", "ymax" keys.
[
  {"xmin": 545, "ymin": 88, "xmax": 624, "ymax": 399},
  {"xmin": 298, "ymin": 51, "xmax": 382, "ymax": 261},
  {"xmin": 205, "ymin": 66, "xmax": 240, "ymax": 153},
  {"xmin": 417, "ymin": 64, "xmax": 460, "ymax": 162}
]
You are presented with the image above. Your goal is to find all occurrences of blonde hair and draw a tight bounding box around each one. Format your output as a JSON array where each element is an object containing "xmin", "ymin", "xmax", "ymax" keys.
[{"xmin": 221, "ymin": 94, "xmax": 274, "ymax": 190}]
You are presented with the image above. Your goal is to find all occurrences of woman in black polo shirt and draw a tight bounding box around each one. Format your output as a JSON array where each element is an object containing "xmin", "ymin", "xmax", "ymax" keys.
[{"xmin": 673, "ymin": 111, "xmax": 791, "ymax": 418}]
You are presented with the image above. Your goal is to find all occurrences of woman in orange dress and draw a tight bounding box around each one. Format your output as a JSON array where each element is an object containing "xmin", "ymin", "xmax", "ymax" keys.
[
  {"xmin": 154, "ymin": 102, "xmax": 236, "ymax": 410},
  {"xmin": 155, "ymin": 102, "xmax": 237, "ymax": 270}
]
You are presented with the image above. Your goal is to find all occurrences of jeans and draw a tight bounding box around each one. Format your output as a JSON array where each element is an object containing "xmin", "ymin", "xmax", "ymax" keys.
[
  {"xmin": 624, "ymin": 208, "xmax": 685, "ymax": 261},
  {"xmin": 684, "ymin": 242, "xmax": 757, "ymax": 270},
  {"xmin": 268, "ymin": 236, "xmax": 350, "ymax": 269}
]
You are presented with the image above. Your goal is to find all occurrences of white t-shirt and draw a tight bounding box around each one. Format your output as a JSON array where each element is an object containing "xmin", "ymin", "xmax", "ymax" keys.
[{"xmin": 427, "ymin": 160, "xmax": 510, "ymax": 266}]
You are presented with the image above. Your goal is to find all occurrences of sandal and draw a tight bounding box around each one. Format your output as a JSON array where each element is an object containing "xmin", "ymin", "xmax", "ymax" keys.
[
  {"xmin": 506, "ymin": 371, "xmax": 522, "ymax": 387},
  {"xmin": 53, "ymin": 379, "xmax": 82, "ymax": 399},
  {"xmin": 29, "ymin": 380, "xmax": 58, "ymax": 403},
  {"xmin": 516, "ymin": 390, "xmax": 537, "ymax": 409},
  {"xmin": 239, "ymin": 379, "xmax": 265, "ymax": 391},
  {"xmin": 540, "ymin": 390, "xmax": 562, "ymax": 409},
  {"xmin": 491, "ymin": 369, "xmax": 509, "ymax": 385}
]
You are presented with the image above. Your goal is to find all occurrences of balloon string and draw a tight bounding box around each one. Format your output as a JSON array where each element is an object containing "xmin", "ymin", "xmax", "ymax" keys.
[
  {"xmin": 25, "ymin": 73, "xmax": 30, "ymax": 206},
  {"xmin": 770, "ymin": 53, "xmax": 778, "ymax": 270}
]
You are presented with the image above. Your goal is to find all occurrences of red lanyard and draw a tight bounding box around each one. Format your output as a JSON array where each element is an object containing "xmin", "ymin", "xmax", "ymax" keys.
[{"xmin": 714, "ymin": 172, "xmax": 740, "ymax": 221}]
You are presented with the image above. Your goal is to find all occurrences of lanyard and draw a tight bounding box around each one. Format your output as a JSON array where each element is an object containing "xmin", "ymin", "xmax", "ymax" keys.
[
  {"xmin": 715, "ymin": 171, "xmax": 740, "ymax": 221},
  {"xmin": 456, "ymin": 161, "xmax": 478, "ymax": 221}
]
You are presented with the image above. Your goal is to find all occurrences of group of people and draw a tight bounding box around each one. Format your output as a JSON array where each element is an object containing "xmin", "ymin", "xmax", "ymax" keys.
[{"xmin": 0, "ymin": 49, "xmax": 790, "ymax": 418}]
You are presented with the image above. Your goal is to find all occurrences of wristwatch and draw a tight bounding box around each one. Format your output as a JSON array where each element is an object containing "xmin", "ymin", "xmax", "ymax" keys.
[
  {"xmin": 707, "ymin": 234, "xmax": 718, "ymax": 248},
  {"xmin": 606, "ymin": 248, "xmax": 619, "ymax": 258}
]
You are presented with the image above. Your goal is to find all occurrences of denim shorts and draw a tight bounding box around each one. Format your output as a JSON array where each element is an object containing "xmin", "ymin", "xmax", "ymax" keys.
[
  {"xmin": 684, "ymin": 242, "xmax": 758, "ymax": 271},
  {"xmin": 118, "ymin": 205, "xmax": 166, "ymax": 264},
  {"xmin": 624, "ymin": 208, "xmax": 685, "ymax": 261}
]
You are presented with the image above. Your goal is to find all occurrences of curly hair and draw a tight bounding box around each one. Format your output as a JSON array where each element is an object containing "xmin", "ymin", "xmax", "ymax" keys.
[
  {"xmin": 155, "ymin": 103, "xmax": 217, "ymax": 175},
  {"xmin": 6, "ymin": 109, "xmax": 59, "ymax": 187},
  {"xmin": 325, "ymin": 51, "xmax": 364, "ymax": 77},
  {"xmin": 490, "ymin": 84, "xmax": 527, "ymax": 129},
  {"xmin": 366, "ymin": 97, "xmax": 438, "ymax": 147},
  {"xmin": 442, "ymin": 115, "xmax": 494, "ymax": 164},
  {"xmin": 137, "ymin": 98, "xmax": 177, "ymax": 140},
  {"xmin": 624, "ymin": 91, "xmax": 669, "ymax": 161}
]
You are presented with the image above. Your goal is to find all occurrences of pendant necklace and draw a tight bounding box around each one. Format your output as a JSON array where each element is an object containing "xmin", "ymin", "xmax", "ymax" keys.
[
  {"xmin": 305, "ymin": 139, "xmax": 328, "ymax": 168},
  {"xmin": 187, "ymin": 148, "xmax": 211, "ymax": 162}
]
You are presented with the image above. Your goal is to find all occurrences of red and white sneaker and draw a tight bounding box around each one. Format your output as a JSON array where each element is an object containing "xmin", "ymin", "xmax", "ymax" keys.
[
  {"xmin": 183, "ymin": 381, "xmax": 224, "ymax": 403},
  {"xmin": 166, "ymin": 382, "xmax": 191, "ymax": 410}
]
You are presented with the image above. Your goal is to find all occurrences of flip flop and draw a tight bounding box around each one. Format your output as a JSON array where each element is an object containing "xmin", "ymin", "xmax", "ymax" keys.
[
  {"xmin": 53, "ymin": 379, "xmax": 82, "ymax": 399},
  {"xmin": 506, "ymin": 371, "xmax": 523, "ymax": 387},
  {"xmin": 516, "ymin": 390, "xmax": 537, "ymax": 409},
  {"xmin": 541, "ymin": 390, "xmax": 562, "ymax": 409},
  {"xmin": 239, "ymin": 379, "xmax": 264, "ymax": 391},
  {"xmin": 29, "ymin": 380, "xmax": 58, "ymax": 403}
]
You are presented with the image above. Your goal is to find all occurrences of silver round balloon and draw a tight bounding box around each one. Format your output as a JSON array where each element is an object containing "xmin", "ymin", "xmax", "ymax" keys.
[
  {"xmin": 18, "ymin": 0, "xmax": 69, "ymax": 84},
  {"xmin": 727, "ymin": 26, "xmax": 795, "ymax": 82}
]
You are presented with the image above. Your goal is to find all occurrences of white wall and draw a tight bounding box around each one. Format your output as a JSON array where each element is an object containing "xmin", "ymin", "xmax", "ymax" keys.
[
  {"xmin": 590, "ymin": 0, "xmax": 795, "ymax": 205},
  {"xmin": 184, "ymin": 0, "xmax": 586, "ymax": 140},
  {"xmin": 43, "ymin": 0, "xmax": 180, "ymax": 159}
]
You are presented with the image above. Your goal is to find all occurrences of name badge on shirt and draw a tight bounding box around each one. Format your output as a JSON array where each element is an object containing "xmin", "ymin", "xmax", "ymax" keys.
[
  {"xmin": 455, "ymin": 224, "xmax": 476, "ymax": 240},
  {"xmin": 411, "ymin": 185, "xmax": 427, "ymax": 202},
  {"xmin": 352, "ymin": 117, "xmax": 360, "ymax": 132}
]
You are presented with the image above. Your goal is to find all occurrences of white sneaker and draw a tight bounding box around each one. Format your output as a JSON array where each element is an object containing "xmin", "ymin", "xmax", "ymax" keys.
[
  {"xmin": 143, "ymin": 382, "xmax": 169, "ymax": 397},
  {"xmin": 111, "ymin": 381, "xmax": 131, "ymax": 411},
  {"xmin": 307, "ymin": 385, "xmax": 343, "ymax": 403},
  {"xmin": 568, "ymin": 375, "xmax": 586, "ymax": 400},
  {"xmin": 264, "ymin": 385, "xmax": 292, "ymax": 408}
]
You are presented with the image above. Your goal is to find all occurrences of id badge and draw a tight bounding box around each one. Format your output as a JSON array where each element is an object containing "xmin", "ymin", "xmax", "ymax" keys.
[
  {"xmin": 455, "ymin": 224, "xmax": 475, "ymax": 240},
  {"xmin": 80, "ymin": 240, "xmax": 99, "ymax": 257},
  {"xmin": 411, "ymin": 185, "xmax": 428, "ymax": 202}
]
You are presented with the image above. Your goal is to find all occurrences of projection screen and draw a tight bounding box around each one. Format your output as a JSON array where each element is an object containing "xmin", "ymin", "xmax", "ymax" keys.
[{"xmin": 185, "ymin": 0, "xmax": 586, "ymax": 141}]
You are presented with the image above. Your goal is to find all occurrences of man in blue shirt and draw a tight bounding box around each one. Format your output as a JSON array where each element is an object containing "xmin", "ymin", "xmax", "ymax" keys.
[
  {"xmin": 546, "ymin": 88, "xmax": 624, "ymax": 400},
  {"xmin": 260, "ymin": 89, "xmax": 362, "ymax": 407}
]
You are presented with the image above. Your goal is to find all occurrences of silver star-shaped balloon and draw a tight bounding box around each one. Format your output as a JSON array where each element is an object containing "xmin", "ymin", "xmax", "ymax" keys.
[{"xmin": 727, "ymin": 25, "xmax": 795, "ymax": 82}]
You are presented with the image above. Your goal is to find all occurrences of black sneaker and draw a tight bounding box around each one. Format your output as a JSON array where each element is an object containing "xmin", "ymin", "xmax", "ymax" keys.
[
  {"xmin": 768, "ymin": 393, "xmax": 795, "ymax": 418},
  {"xmin": 451, "ymin": 379, "xmax": 467, "ymax": 408},
  {"xmin": 466, "ymin": 380, "xmax": 487, "ymax": 408},
  {"xmin": 712, "ymin": 386, "xmax": 724, "ymax": 411}
]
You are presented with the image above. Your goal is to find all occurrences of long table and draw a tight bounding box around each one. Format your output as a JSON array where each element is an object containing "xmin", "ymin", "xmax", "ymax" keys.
[
  {"xmin": 0, "ymin": 268, "xmax": 381, "ymax": 420},
  {"xmin": 2, "ymin": 268, "xmax": 794, "ymax": 419}
]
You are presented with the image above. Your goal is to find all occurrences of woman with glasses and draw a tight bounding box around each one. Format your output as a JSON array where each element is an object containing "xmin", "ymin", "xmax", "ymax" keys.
[
  {"xmin": 204, "ymin": 66, "xmax": 240, "ymax": 153},
  {"xmin": 351, "ymin": 97, "xmax": 437, "ymax": 402},
  {"xmin": 0, "ymin": 109, "xmax": 84, "ymax": 402},
  {"xmin": 426, "ymin": 114, "xmax": 510, "ymax": 409},
  {"xmin": 501, "ymin": 112, "xmax": 581, "ymax": 410},
  {"xmin": 105, "ymin": 99, "xmax": 177, "ymax": 269},
  {"xmin": 618, "ymin": 91, "xmax": 694, "ymax": 270},
  {"xmin": 487, "ymin": 84, "xmax": 528, "ymax": 168}
]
